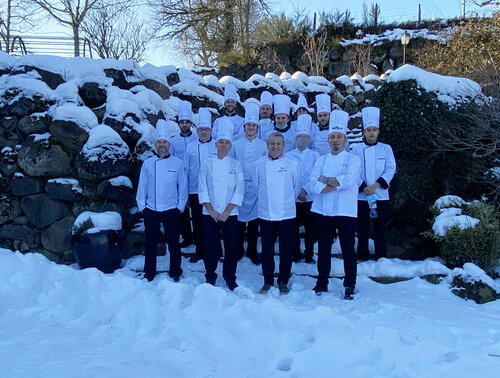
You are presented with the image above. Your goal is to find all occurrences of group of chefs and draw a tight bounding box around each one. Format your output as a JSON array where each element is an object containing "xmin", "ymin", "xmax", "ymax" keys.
[{"xmin": 136, "ymin": 83, "xmax": 396, "ymax": 300}]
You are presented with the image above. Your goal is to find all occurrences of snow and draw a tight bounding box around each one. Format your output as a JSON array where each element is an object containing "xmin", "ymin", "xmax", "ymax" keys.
[
  {"xmin": 340, "ymin": 28, "xmax": 451, "ymax": 47},
  {"xmin": 433, "ymin": 215, "xmax": 480, "ymax": 237},
  {"xmin": 32, "ymin": 132, "xmax": 52, "ymax": 142},
  {"xmin": 0, "ymin": 72, "xmax": 56, "ymax": 104},
  {"xmin": 73, "ymin": 211, "xmax": 122, "ymax": 234},
  {"xmin": 81, "ymin": 124, "xmax": 130, "ymax": 162},
  {"xmin": 434, "ymin": 195, "xmax": 466, "ymax": 209},
  {"xmin": 387, "ymin": 65, "xmax": 483, "ymax": 105},
  {"xmin": 0, "ymin": 248, "xmax": 499, "ymax": 377},
  {"xmin": 47, "ymin": 178, "xmax": 83, "ymax": 194},
  {"xmin": 108, "ymin": 176, "xmax": 133, "ymax": 188},
  {"xmin": 49, "ymin": 102, "xmax": 98, "ymax": 131}
]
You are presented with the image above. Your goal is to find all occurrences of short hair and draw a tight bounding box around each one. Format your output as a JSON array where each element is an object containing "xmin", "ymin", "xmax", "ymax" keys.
[{"xmin": 267, "ymin": 131, "xmax": 284, "ymax": 144}]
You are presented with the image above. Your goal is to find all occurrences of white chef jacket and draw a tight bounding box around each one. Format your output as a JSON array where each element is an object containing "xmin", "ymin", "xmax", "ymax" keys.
[
  {"xmin": 252, "ymin": 155, "xmax": 301, "ymax": 221},
  {"xmin": 230, "ymin": 136, "xmax": 268, "ymax": 221},
  {"xmin": 198, "ymin": 155, "xmax": 244, "ymax": 216},
  {"xmin": 136, "ymin": 155, "xmax": 188, "ymax": 212},
  {"xmin": 184, "ymin": 139, "xmax": 217, "ymax": 194},
  {"xmin": 285, "ymin": 147, "xmax": 320, "ymax": 202},
  {"xmin": 258, "ymin": 119, "xmax": 275, "ymax": 141},
  {"xmin": 350, "ymin": 141, "xmax": 396, "ymax": 201},
  {"xmin": 311, "ymin": 126, "xmax": 350, "ymax": 155},
  {"xmin": 170, "ymin": 132, "xmax": 198, "ymax": 161},
  {"xmin": 310, "ymin": 150, "xmax": 361, "ymax": 218},
  {"xmin": 213, "ymin": 115, "xmax": 245, "ymax": 141}
]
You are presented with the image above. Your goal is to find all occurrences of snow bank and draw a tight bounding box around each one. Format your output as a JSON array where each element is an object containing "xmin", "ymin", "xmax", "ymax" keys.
[
  {"xmin": 387, "ymin": 65, "xmax": 482, "ymax": 105},
  {"xmin": 434, "ymin": 195, "xmax": 466, "ymax": 209},
  {"xmin": 81, "ymin": 124, "xmax": 130, "ymax": 162},
  {"xmin": 49, "ymin": 102, "xmax": 98, "ymax": 131}
]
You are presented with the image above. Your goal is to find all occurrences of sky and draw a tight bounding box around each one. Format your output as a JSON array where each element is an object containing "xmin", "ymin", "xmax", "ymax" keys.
[{"xmin": 16, "ymin": 0, "xmax": 498, "ymax": 67}]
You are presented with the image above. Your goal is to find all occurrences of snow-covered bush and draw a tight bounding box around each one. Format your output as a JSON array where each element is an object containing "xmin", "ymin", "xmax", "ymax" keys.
[{"xmin": 425, "ymin": 196, "xmax": 499, "ymax": 274}]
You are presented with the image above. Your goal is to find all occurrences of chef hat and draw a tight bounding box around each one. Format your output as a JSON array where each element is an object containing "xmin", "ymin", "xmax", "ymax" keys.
[
  {"xmin": 178, "ymin": 100, "xmax": 192, "ymax": 122},
  {"xmin": 155, "ymin": 119, "xmax": 170, "ymax": 142},
  {"xmin": 362, "ymin": 106, "xmax": 380, "ymax": 129},
  {"xmin": 260, "ymin": 91, "xmax": 273, "ymax": 107},
  {"xmin": 328, "ymin": 109, "xmax": 349, "ymax": 136},
  {"xmin": 296, "ymin": 114, "xmax": 312, "ymax": 137},
  {"xmin": 197, "ymin": 108, "xmax": 212, "ymax": 129},
  {"xmin": 296, "ymin": 94, "xmax": 308, "ymax": 111},
  {"xmin": 273, "ymin": 94, "xmax": 290, "ymax": 115},
  {"xmin": 224, "ymin": 83, "xmax": 239, "ymax": 102},
  {"xmin": 216, "ymin": 117, "xmax": 234, "ymax": 142},
  {"xmin": 244, "ymin": 102, "xmax": 260, "ymax": 125},
  {"xmin": 315, "ymin": 93, "xmax": 331, "ymax": 114}
]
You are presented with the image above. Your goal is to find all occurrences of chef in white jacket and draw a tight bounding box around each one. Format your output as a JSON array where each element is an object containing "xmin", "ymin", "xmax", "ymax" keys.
[
  {"xmin": 351, "ymin": 106, "xmax": 396, "ymax": 261},
  {"xmin": 272, "ymin": 94, "xmax": 296, "ymax": 153},
  {"xmin": 285, "ymin": 114, "xmax": 320, "ymax": 264},
  {"xmin": 253, "ymin": 132, "xmax": 301, "ymax": 295},
  {"xmin": 198, "ymin": 118, "xmax": 244, "ymax": 290},
  {"xmin": 230, "ymin": 102, "xmax": 267, "ymax": 264},
  {"xmin": 312, "ymin": 94, "xmax": 350, "ymax": 155},
  {"xmin": 212, "ymin": 83, "xmax": 245, "ymax": 141},
  {"xmin": 136, "ymin": 120, "xmax": 188, "ymax": 282},
  {"xmin": 291, "ymin": 94, "xmax": 318, "ymax": 142},
  {"xmin": 258, "ymin": 90, "xmax": 274, "ymax": 140},
  {"xmin": 309, "ymin": 110, "xmax": 361, "ymax": 299},
  {"xmin": 170, "ymin": 100, "xmax": 197, "ymax": 248},
  {"xmin": 184, "ymin": 108, "xmax": 217, "ymax": 262}
]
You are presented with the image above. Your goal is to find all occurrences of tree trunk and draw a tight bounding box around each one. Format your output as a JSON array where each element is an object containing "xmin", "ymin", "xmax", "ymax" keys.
[{"xmin": 73, "ymin": 23, "xmax": 80, "ymax": 57}]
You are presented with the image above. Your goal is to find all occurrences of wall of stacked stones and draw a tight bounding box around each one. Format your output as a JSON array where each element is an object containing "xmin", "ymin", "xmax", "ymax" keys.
[{"xmin": 0, "ymin": 53, "xmax": 383, "ymax": 264}]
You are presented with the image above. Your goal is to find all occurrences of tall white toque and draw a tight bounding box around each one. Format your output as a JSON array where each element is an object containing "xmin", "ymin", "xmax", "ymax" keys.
[
  {"xmin": 178, "ymin": 100, "xmax": 192, "ymax": 122},
  {"xmin": 155, "ymin": 119, "xmax": 170, "ymax": 142},
  {"xmin": 244, "ymin": 102, "xmax": 260, "ymax": 125},
  {"xmin": 315, "ymin": 93, "xmax": 331, "ymax": 114},
  {"xmin": 297, "ymin": 94, "xmax": 308, "ymax": 111},
  {"xmin": 328, "ymin": 109, "xmax": 349, "ymax": 136},
  {"xmin": 216, "ymin": 117, "xmax": 234, "ymax": 142},
  {"xmin": 197, "ymin": 108, "xmax": 212, "ymax": 129},
  {"xmin": 260, "ymin": 91, "xmax": 273, "ymax": 107},
  {"xmin": 224, "ymin": 83, "xmax": 239, "ymax": 102},
  {"xmin": 273, "ymin": 94, "xmax": 291, "ymax": 115},
  {"xmin": 296, "ymin": 114, "xmax": 312, "ymax": 137},
  {"xmin": 362, "ymin": 106, "xmax": 380, "ymax": 129}
]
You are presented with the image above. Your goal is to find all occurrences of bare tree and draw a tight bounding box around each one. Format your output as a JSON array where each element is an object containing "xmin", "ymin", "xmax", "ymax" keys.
[
  {"xmin": 301, "ymin": 31, "xmax": 328, "ymax": 76},
  {"xmin": 469, "ymin": 1, "xmax": 500, "ymax": 6},
  {"xmin": 29, "ymin": 0, "xmax": 102, "ymax": 56},
  {"xmin": 347, "ymin": 43, "xmax": 373, "ymax": 76},
  {"xmin": 318, "ymin": 9, "xmax": 344, "ymax": 27},
  {"xmin": 81, "ymin": 1, "xmax": 153, "ymax": 61},
  {"xmin": 362, "ymin": 2, "xmax": 380, "ymax": 27},
  {"xmin": 0, "ymin": 0, "xmax": 39, "ymax": 53}
]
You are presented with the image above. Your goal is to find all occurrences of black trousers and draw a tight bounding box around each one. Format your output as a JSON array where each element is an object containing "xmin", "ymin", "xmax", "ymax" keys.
[
  {"xmin": 203, "ymin": 215, "xmax": 238, "ymax": 285},
  {"xmin": 237, "ymin": 219, "xmax": 259, "ymax": 259},
  {"xmin": 294, "ymin": 201, "xmax": 316, "ymax": 259},
  {"xmin": 143, "ymin": 208, "xmax": 182, "ymax": 281},
  {"xmin": 189, "ymin": 194, "xmax": 204, "ymax": 257},
  {"xmin": 357, "ymin": 200, "xmax": 390, "ymax": 260},
  {"xmin": 316, "ymin": 214, "xmax": 357, "ymax": 289},
  {"xmin": 260, "ymin": 218, "xmax": 295, "ymax": 286},
  {"xmin": 180, "ymin": 204, "xmax": 193, "ymax": 244}
]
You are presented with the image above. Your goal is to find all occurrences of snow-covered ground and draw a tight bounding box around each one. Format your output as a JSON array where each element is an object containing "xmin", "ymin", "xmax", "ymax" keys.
[{"xmin": 1, "ymin": 248, "xmax": 499, "ymax": 377}]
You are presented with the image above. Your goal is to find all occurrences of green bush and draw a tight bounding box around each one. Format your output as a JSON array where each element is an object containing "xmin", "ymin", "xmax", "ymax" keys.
[{"xmin": 426, "ymin": 201, "xmax": 500, "ymax": 273}]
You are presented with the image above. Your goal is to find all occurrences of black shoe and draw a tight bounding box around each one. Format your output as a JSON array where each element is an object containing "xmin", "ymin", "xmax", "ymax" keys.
[
  {"xmin": 189, "ymin": 255, "xmax": 202, "ymax": 263},
  {"xmin": 304, "ymin": 256, "xmax": 316, "ymax": 264},
  {"xmin": 206, "ymin": 278, "xmax": 216, "ymax": 286},
  {"xmin": 248, "ymin": 255, "xmax": 261, "ymax": 265},
  {"xmin": 180, "ymin": 240, "xmax": 193, "ymax": 248},
  {"xmin": 259, "ymin": 283, "xmax": 272, "ymax": 294},
  {"xmin": 344, "ymin": 287, "xmax": 355, "ymax": 300},
  {"xmin": 227, "ymin": 282, "xmax": 238, "ymax": 291},
  {"xmin": 313, "ymin": 282, "xmax": 328, "ymax": 295},
  {"xmin": 278, "ymin": 282, "xmax": 290, "ymax": 295}
]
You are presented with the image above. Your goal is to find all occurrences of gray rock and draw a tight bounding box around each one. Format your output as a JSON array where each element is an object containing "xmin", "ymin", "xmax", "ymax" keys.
[
  {"xmin": 143, "ymin": 79, "xmax": 171, "ymax": 100},
  {"xmin": 123, "ymin": 230, "xmax": 145, "ymax": 259},
  {"xmin": 0, "ymin": 224, "xmax": 40, "ymax": 250},
  {"xmin": 21, "ymin": 193, "xmax": 72, "ymax": 229},
  {"xmin": 0, "ymin": 148, "xmax": 17, "ymax": 176},
  {"xmin": 75, "ymin": 147, "xmax": 133, "ymax": 181},
  {"xmin": 28, "ymin": 66, "xmax": 65, "ymax": 90},
  {"xmin": 389, "ymin": 43, "xmax": 404, "ymax": 60},
  {"xmin": 10, "ymin": 175, "xmax": 43, "ymax": 197},
  {"xmin": 0, "ymin": 176, "xmax": 10, "ymax": 193},
  {"xmin": 382, "ymin": 59, "xmax": 394, "ymax": 72},
  {"xmin": 372, "ymin": 51, "xmax": 387, "ymax": 65},
  {"xmin": 97, "ymin": 178, "xmax": 133, "ymax": 201},
  {"xmin": 78, "ymin": 82, "xmax": 107, "ymax": 108},
  {"xmin": 0, "ymin": 128, "xmax": 21, "ymax": 148},
  {"xmin": 343, "ymin": 95, "xmax": 359, "ymax": 115},
  {"xmin": 451, "ymin": 275, "xmax": 499, "ymax": 304},
  {"xmin": 17, "ymin": 113, "xmax": 49, "ymax": 137},
  {"xmin": 0, "ymin": 116, "xmax": 18, "ymax": 130},
  {"xmin": 72, "ymin": 201, "xmax": 124, "ymax": 218},
  {"xmin": 49, "ymin": 119, "xmax": 89, "ymax": 153},
  {"xmin": 0, "ymin": 195, "xmax": 21, "ymax": 225},
  {"xmin": 353, "ymin": 90, "xmax": 366, "ymax": 104},
  {"xmin": 0, "ymin": 95, "xmax": 53, "ymax": 118},
  {"xmin": 103, "ymin": 116, "xmax": 141, "ymax": 147},
  {"xmin": 104, "ymin": 68, "xmax": 142, "ymax": 90},
  {"xmin": 41, "ymin": 216, "xmax": 75, "ymax": 254},
  {"xmin": 17, "ymin": 134, "xmax": 73, "ymax": 177},
  {"xmin": 91, "ymin": 105, "xmax": 106, "ymax": 123},
  {"xmin": 166, "ymin": 72, "xmax": 180, "ymax": 86},
  {"xmin": 45, "ymin": 179, "xmax": 82, "ymax": 202},
  {"xmin": 330, "ymin": 45, "xmax": 345, "ymax": 61},
  {"xmin": 145, "ymin": 112, "xmax": 165, "ymax": 130},
  {"xmin": 331, "ymin": 90, "xmax": 345, "ymax": 107},
  {"xmin": 13, "ymin": 216, "xmax": 29, "ymax": 225}
]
